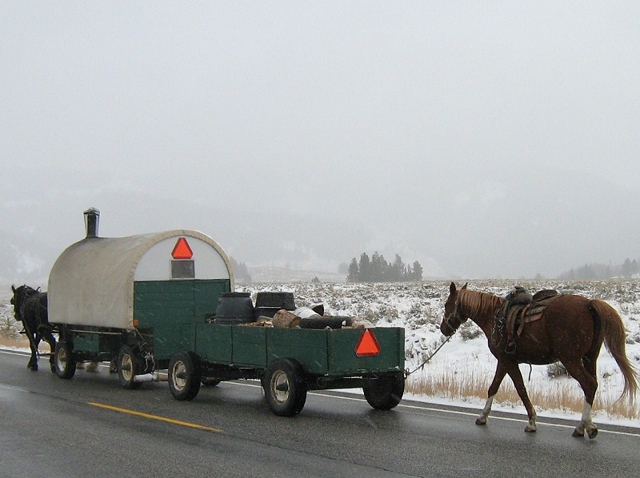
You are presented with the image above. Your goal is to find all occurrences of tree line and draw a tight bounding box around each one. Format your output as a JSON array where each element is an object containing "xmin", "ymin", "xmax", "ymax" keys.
[
  {"xmin": 347, "ymin": 252, "xmax": 423, "ymax": 282},
  {"xmin": 557, "ymin": 257, "xmax": 639, "ymax": 280},
  {"xmin": 230, "ymin": 257, "xmax": 252, "ymax": 282}
]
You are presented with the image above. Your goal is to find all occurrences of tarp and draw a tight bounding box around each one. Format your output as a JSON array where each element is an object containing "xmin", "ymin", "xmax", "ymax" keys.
[{"xmin": 48, "ymin": 230, "xmax": 234, "ymax": 329}]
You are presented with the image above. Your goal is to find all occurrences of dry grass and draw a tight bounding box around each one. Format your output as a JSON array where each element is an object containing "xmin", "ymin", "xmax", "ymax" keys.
[
  {"xmin": 406, "ymin": 364, "xmax": 640, "ymax": 420},
  {"xmin": 0, "ymin": 336, "xmax": 30, "ymax": 349},
  {"xmin": 0, "ymin": 336, "xmax": 52, "ymax": 352}
]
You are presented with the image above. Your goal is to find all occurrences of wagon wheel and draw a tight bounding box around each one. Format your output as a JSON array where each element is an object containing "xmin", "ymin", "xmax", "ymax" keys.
[
  {"xmin": 117, "ymin": 345, "xmax": 143, "ymax": 389},
  {"xmin": 54, "ymin": 341, "xmax": 76, "ymax": 379},
  {"xmin": 362, "ymin": 372, "xmax": 404, "ymax": 410},
  {"xmin": 168, "ymin": 351, "xmax": 201, "ymax": 401},
  {"xmin": 263, "ymin": 358, "xmax": 307, "ymax": 417}
]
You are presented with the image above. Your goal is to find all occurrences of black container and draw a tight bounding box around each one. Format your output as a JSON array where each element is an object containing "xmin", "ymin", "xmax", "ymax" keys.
[
  {"xmin": 255, "ymin": 292, "xmax": 296, "ymax": 310},
  {"xmin": 299, "ymin": 316, "xmax": 353, "ymax": 329},
  {"xmin": 214, "ymin": 292, "xmax": 255, "ymax": 325}
]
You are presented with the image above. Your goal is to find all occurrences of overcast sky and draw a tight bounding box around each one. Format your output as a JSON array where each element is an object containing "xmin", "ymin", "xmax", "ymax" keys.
[{"xmin": 2, "ymin": 2, "xmax": 640, "ymax": 279}]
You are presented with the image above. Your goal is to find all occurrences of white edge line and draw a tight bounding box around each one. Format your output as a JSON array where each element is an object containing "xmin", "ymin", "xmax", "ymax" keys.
[{"xmin": 228, "ymin": 380, "xmax": 640, "ymax": 438}]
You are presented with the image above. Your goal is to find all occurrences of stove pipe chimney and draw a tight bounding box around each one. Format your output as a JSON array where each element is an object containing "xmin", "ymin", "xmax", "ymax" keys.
[{"xmin": 84, "ymin": 207, "xmax": 100, "ymax": 238}]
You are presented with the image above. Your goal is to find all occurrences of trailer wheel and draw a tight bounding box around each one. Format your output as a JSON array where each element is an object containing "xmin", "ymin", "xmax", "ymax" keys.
[
  {"xmin": 264, "ymin": 358, "xmax": 307, "ymax": 416},
  {"xmin": 168, "ymin": 351, "xmax": 201, "ymax": 401},
  {"xmin": 54, "ymin": 341, "xmax": 76, "ymax": 379},
  {"xmin": 363, "ymin": 372, "xmax": 404, "ymax": 410},
  {"xmin": 118, "ymin": 345, "xmax": 143, "ymax": 389}
]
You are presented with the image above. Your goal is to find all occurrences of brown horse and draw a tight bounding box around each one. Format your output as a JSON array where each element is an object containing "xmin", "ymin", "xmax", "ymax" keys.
[{"xmin": 441, "ymin": 282, "xmax": 638, "ymax": 439}]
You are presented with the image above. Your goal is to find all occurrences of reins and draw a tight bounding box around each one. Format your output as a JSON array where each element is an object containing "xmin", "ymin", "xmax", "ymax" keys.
[{"xmin": 405, "ymin": 333, "xmax": 453, "ymax": 377}]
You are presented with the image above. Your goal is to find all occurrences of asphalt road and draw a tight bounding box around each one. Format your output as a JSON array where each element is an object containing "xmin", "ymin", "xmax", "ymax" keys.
[{"xmin": 1, "ymin": 349, "xmax": 639, "ymax": 478}]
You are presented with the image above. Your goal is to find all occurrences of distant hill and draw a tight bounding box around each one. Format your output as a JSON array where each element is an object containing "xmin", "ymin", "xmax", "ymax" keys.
[{"xmin": 0, "ymin": 175, "xmax": 368, "ymax": 286}]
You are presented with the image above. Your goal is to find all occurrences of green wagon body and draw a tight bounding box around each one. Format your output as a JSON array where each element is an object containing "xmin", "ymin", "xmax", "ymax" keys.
[{"xmin": 194, "ymin": 324, "xmax": 405, "ymax": 378}]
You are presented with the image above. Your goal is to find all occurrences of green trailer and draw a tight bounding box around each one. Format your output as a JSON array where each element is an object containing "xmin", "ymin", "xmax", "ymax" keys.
[
  {"xmin": 46, "ymin": 209, "xmax": 406, "ymax": 416},
  {"xmin": 167, "ymin": 323, "xmax": 405, "ymax": 416}
]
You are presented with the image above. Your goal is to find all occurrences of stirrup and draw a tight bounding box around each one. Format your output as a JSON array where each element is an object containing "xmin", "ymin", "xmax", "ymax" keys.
[{"xmin": 505, "ymin": 341, "xmax": 517, "ymax": 355}]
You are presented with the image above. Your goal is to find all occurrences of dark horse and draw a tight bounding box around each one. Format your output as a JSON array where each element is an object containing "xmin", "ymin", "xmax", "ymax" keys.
[
  {"xmin": 441, "ymin": 282, "xmax": 638, "ymax": 439},
  {"xmin": 10, "ymin": 285, "xmax": 57, "ymax": 372}
]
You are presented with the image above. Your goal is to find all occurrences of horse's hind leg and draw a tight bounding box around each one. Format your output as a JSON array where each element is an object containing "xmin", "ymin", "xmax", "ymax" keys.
[
  {"xmin": 563, "ymin": 359, "xmax": 598, "ymax": 439},
  {"xmin": 477, "ymin": 362, "xmax": 507, "ymax": 426},
  {"xmin": 41, "ymin": 328, "xmax": 57, "ymax": 373}
]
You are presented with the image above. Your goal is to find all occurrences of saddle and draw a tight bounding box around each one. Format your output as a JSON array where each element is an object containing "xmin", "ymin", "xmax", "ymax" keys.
[{"xmin": 494, "ymin": 287, "xmax": 561, "ymax": 354}]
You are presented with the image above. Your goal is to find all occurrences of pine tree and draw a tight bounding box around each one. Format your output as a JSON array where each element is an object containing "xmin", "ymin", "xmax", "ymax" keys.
[
  {"xmin": 347, "ymin": 258, "xmax": 359, "ymax": 282},
  {"xmin": 412, "ymin": 260, "xmax": 423, "ymax": 280},
  {"xmin": 358, "ymin": 253, "xmax": 371, "ymax": 282}
]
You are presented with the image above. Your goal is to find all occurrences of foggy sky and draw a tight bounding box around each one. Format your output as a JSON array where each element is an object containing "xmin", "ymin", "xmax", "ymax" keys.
[{"xmin": 2, "ymin": 2, "xmax": 640, "ymax": 279}]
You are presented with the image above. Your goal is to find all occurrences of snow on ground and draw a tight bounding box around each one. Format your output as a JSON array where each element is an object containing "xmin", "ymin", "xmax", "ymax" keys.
[{"xmin": 2, "ymin": 280, "xmax": 639, "ymax": 428}]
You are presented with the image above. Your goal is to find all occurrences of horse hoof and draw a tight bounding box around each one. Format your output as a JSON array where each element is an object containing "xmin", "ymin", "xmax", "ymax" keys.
[
  {"xmin": 587, "ymin": 428, "xmax": 598, "ymax": 439},
  {"xmin": 524, "ymin": 426, "xmax": 537, "ymax": 433},
  {"xmin": 475, "ymin": 418, "xmax": 487, "ymax": 426},
  {"xmin": 572, "ymin": 429, "xmax": 584, "ymax": 438},
  {"xmin": 28, "ymin": 365, "xmax": 38, "ymax": 371}
]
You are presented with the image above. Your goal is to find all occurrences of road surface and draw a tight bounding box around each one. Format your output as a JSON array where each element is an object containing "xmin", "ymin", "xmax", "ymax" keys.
[{"xmin": 1, "ymin": 349, "xmax": 639, "ymax": 477}]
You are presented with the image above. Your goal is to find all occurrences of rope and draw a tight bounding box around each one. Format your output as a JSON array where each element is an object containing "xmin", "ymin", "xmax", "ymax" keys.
[{"xmin": 405, "ymin": 334, "xmax": 453, "ymax": 377}]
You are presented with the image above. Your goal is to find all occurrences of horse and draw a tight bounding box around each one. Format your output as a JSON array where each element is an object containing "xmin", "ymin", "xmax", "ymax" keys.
[
  {"xmin": 441, "ymin": 282, "xmax": 638, "ymax": 439},
  {"xmin": 10, "ymin": 284, "xmax": 57, "ymax": 372}
]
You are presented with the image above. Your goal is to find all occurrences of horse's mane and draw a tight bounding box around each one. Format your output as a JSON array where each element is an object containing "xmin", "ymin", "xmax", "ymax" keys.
[{"xmin": 458, "ymin": 288, "xmax": 503, "ymax": 318}]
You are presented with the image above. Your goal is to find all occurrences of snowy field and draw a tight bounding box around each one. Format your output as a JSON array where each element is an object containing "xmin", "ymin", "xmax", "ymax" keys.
[{"xmin": 2, "ymin": 279, "xmax": 639, "ymax": 428}]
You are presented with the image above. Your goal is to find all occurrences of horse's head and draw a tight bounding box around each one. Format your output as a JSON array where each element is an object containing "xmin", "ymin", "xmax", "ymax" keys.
[
  {"xmin": 10, "ymin": 284, "xmax": 39, "ymax": 319},
  {"xmin": 440, "ymin": 282, "xmax": 468, "ymax": 336}
]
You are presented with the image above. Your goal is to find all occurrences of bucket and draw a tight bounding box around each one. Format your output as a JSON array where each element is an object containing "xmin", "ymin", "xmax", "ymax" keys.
[
  {"xmin": 255, "ymin": 292, "xmax": 296, "ymax": 310},
  {"xmin": 214, "ymin": 292, "xmax": 255, "ymax": 325}
]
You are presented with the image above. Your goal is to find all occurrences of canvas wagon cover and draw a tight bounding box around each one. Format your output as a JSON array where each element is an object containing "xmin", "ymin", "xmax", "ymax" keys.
[{"xmin": 48, "ymin": 230, "xmax": 234, "ymax": 329}]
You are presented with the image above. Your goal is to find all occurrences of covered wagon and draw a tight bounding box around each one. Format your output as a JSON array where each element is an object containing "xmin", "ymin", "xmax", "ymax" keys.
[{"xmin": 48, "ymin": 208, "xmax": 234, "ymax": 387}]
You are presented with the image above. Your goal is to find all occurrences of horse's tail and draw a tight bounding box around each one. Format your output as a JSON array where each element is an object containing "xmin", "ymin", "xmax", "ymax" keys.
[{"xmin": 590, "ymin": 299, "xmax": 639, "ymax": 405}]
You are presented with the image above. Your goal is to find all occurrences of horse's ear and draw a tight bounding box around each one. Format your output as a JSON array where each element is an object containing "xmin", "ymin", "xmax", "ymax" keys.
[
  {"xmin": 461, "ymin": 283, "xmax": 468, "ymax": 290},
  {"xmin": 11, "ymin": 285, "xmax": 15, "ymax": 292},
  {"xmin": 449, "ymin": 282, "xmax": 457, "ymax": 294}
]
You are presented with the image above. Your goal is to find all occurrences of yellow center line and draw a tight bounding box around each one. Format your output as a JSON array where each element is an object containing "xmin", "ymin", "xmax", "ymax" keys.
[{"xmin": 88, "ymin": 402, "xmax": 223, "ymax": 433}]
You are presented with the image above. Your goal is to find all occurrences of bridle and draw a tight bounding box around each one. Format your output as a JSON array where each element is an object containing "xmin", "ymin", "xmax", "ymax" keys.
[
  {"xmin": 443, "ymin": 296, "xmax": 468, "ymax": 334},
  {"xmin": 12, "ymin": 285, "xmax": 39, "ymax": 322}
]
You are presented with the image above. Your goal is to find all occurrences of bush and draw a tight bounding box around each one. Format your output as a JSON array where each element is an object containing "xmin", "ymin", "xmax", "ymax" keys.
[
  {"xmin": 0, "ymin": 313, "xmax": 21, "ymax": 340},
  {"xmin": 458, "ymin": 322, "xmax": 483, "ymax": 341},
  {"xmin": 546, "ymin": 362, "xmax": 569, "ymax": 378}
]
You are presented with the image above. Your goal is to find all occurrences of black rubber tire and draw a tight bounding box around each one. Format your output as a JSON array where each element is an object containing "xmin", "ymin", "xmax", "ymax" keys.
[
  {"xmin": 263, "ymin": 358, "xmax": 307, "ymax": 416},
  {"xmin": 168, "ymin": 351, "xmax": 201, "ymax": 401},
  {"xmin": 54, "ymin": 341, "xmax": 76, "ymax": 379},
  {"xmin": 362, "ymin": 372, "xmax": 404, "ymax": 410},
  {"xmin": 117, "ymin": 345, "xmax": 143, "ymax": 389}
]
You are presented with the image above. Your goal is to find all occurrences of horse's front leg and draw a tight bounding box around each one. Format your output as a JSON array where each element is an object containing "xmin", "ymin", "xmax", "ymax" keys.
[
  {"xmin": 505, "ymin": 363, "xmax": 537, "ymax": 432},
  {"xmin": 27, "ymin": 338, "xmax": 39, "ymax": 371},
  {"xmin": 477, "ymin": 362, "xmax": 507, "ymax": 426}
]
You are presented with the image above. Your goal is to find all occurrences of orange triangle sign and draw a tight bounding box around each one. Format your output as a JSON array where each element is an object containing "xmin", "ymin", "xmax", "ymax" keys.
[
  {"xmin": 355, "ymin": 329, "xmax": 380, "ymax": 357},
  {"xmin": 172, "ymin": 237, "xmax": 193, "ymax": 260}
]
